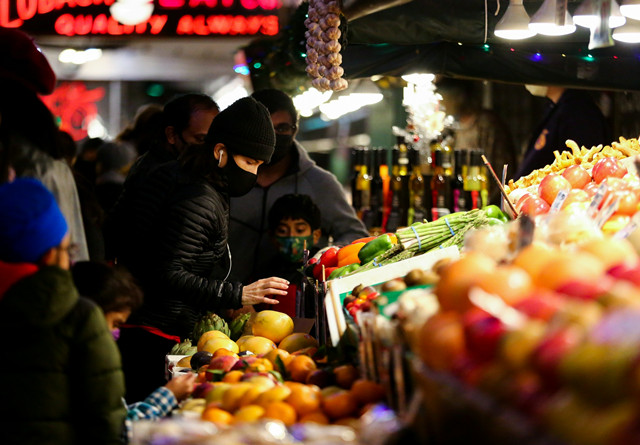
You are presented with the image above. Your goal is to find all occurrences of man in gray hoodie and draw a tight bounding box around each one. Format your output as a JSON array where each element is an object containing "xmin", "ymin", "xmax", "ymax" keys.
[{"xmin": 228, "ymin": 89, "xmax": 368, "ymax": 283}]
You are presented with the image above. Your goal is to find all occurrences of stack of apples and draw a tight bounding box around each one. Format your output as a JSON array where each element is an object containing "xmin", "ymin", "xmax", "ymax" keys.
[
  {"xmin": 511, "ymin": 157, "xmax": 638, "ymax": 234},
  {"xmin": 414, "ymin": 239, "xmax": 640, "ymax": 444}
]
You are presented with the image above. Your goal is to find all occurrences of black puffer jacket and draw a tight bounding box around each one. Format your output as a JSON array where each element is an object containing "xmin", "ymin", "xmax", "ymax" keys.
[{"xmin": 113, "ymin": 160, "xmax": 243, "ymax": 338}]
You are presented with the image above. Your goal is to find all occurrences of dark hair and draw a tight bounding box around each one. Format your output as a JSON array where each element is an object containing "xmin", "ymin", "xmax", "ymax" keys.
[
  {"xmin": 55, "ymin": 130, "xmax": 77, "ymax": 165},
  {"xmin": 251, "ymin": 89, "xmax": 298, "ymax": 123},
  {"xmin": 116, "ymin": 104, "xmax": 164, "ymax": 155},
  {"xmin": 268, "ymin": 194, "xmax": 321, "ymax": 232},
  {"xmin": 72, "ymin": 261, "xmax": 143, "ymax": 313},
  {"xmin": 180, "ymin": 142, "xmax": 225, "ymax": 188},
  {"xmin": 163, "ymin": 93, "xmax": 219, "ymax": 135}
]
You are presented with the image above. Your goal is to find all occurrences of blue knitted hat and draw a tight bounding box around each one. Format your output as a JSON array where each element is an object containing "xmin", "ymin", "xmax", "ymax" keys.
[{"xmin": 0, "ymin": 178, "xmax": 68, "ymax": 263}]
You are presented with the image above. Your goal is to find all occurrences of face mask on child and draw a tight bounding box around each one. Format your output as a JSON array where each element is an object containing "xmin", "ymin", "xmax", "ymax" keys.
[{"xmin": 274, "ymin": 235, "xmax": 314, "ymax": 263}]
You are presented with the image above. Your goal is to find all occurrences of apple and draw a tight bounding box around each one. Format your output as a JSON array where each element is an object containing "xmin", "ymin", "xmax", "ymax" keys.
[
  {"xmin": 612, "ymin": 190, "xmax": 638, "ymax": 216},
  {"xmin": 516, "ymin": 193, "xmax": 534, "ymax": 213},
  {"xmin": 561, "ymin": 189, "xmax": 590, "ymax": 208},
  {"xmin": 538, "ymin": 174, "xmax": 571, "ymax": 206},
  {"xmin": 531, "ymin": 327, "xmax": 582, "ymax": 388},
  {"xmin": 554, "ymin": 278, "xmax": 614, "ymax": 301},
  {"xmin": 513, "ymin": 291, "xmax": 564, "ymax": 321},
  {"xmin": 462, "ymin": 308, "xmax": 506, "ymax": 362},
  {"xmin": 584, "ymin": 181, "xmax": 600, "ymax": 198},
  {"xmin": 592, "ymin": 157, "xmax": 627, "ymax": 184},
  {"xmin": 520, "ymin": 196, "xmax": 550, "ymax": 216},
  {"xmin": 562, "ymin": 165, "xmax": 592, "ymax": 189}
]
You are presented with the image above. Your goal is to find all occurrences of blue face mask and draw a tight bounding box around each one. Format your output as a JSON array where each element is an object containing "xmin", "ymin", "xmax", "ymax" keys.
[{"xmin": 274, "ymin": 235, "xmax": 314, "ymax": 263}]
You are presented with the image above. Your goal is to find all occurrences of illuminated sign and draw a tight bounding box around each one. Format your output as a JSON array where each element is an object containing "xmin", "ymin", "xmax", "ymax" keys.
[{"xmin": 0, "ymin": 0, "xmax": 279, "ymax": 36}]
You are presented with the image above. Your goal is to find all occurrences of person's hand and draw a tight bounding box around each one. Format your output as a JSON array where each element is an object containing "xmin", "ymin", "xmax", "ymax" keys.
[
  {"xmin": 242, "ymin": 277, "xmax": 289, "ymax": 306},
  {"xmin": 165, "ymin": 373, "xmax": 197, "ymax": 401}
]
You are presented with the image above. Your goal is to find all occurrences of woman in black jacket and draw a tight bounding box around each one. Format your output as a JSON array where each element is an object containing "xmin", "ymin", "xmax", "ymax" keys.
[{"xmin": 113, "ymin": 97, "xmax": 289, "ymax": 401}]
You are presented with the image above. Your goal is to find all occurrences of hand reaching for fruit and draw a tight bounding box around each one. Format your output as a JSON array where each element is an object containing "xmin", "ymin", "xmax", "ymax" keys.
[
  {"xmin": 165, "ymin": 373, "xmax": 197, "ymax": 401},
  {"xmin": 242, "ymin": 277, "xmax": 289, "ymax": 306}
]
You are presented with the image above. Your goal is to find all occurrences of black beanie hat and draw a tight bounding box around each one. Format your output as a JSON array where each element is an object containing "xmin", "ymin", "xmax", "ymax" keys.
[{"xmin": 206, "ymin": 97, "xmax": 275, "ymax": 163}]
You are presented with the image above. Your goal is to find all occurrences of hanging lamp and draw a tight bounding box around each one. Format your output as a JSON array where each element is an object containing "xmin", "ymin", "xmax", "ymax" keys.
[
  {"xmin": 495, "ymin": 0, "xmax": 537, "ymax": 39},
  {"xmin": 613, "ymin": 16, "xmax": 640, "ymax": 41},
  {"xmin": 529, "ymin": 0, "xmax": 577, "ymax": 36},
  {"xmin": 574, "ymin": 0, "xmax": 626, "ymax": 28},
  {"xmin": 620, "ymin": 0, "xmax": 640, "ymax": 20}
]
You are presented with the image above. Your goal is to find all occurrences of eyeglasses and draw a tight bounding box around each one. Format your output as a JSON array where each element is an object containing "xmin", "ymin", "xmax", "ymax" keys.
[
  {"xmin": 274, "ymin": 123, "xmax": 297, "ymax": 135},
  {"xmin": 57, "ymin": 243, "xmax": 80, "ymax": 261}
]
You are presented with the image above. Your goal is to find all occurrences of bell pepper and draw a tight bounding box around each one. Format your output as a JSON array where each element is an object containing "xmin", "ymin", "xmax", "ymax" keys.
[
  {"xmin": 319, "ymin": 247, "xmax": 340, "ymax": 268},
  {"xmin": 337, "ymin": 242, "xmax": 365, "ymax": 267},
  {"xmin": 358, "ymin": 234, "xmax": 395, "ymax": 264},
  {"xmin": 328, "ymin": 263, "xmax": 360, "ymax": 280},
  {"xmin": 323, "ymin": 267, "xmax": 339, "ymax": 281},
  {"xmin": 351, "ymin": 236, "xmax": 377, "ymax": 245},
  {"xmin": 483, "ymin": 205, "xmax": 509, "ymax": 223}
]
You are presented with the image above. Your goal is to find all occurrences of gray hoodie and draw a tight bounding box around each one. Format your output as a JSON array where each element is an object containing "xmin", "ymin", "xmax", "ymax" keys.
[{"xmin": 228, "ymin": 141, "xmax": 368, "ymax": 283}]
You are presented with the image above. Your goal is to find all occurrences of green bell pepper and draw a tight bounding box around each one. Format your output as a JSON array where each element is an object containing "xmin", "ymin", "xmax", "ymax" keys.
[
  {"xmin": 358, "ymin": 234, "xmax": 394, "ymax": 264},
  {"xmin": 328, "ymin": 263, "xmax": 361, "ymax": 280},
  {"xmin": 483, "ymin": 205, "xmax": 509, "ymax": 223}
]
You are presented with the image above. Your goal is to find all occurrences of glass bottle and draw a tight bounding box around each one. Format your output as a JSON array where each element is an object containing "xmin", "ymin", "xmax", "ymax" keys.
[
  {"xmin": 431, "ymin": 150, "xmax": 452, "ymax": 220},
  {"xmin": 408, "ymin": 147, "xmax": 426, "ymax": 225},
  {"xmin": 350, "ymin": 147, "xmax": 363, "ymax": 212},
  {"xmin": 452, "ymin": 149, "xmax": 470, "ymax": 212},
  {"xmin": 355, "ymin": 147, "xmax": 372, "ymax": 223},
  {"xmin": 465, "ymin": 150, "xmax": 483, "ymax": 210},
  {"xmin": 385, "ymin": 148, "xmax": 403, "ymax": 232},
  {"xmin": 369, "ymin": 148, "xmax": 385, "ymax": 233}
]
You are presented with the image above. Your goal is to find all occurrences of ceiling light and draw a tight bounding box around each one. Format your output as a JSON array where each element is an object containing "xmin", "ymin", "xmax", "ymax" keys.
[
  {"xmin": 620, "ymin": 0, "xmax": 640, "ymax": 19},
  {"xmin": 613, "ymin": 17, "xmax": 640, "ymax": 41},
  {"xmin": 574, "ymin": 0, "xmax": 625, "ymax": 28},
  {"xmin": 292, "ymin": 88, "xmax": 332, "ymax": 117},
  {"xmin": 110, "ymin": 0, "xmax": 154, "ymax": 26},
  {"xmin": 529, "ymin": 0, "xmax": 577, "ymax": 36},
  {"xmin": 58, "ymin": 48, "xmax": 103, "ymax": 64},
  {"xmin": 495, "ymin": 0, "xmax": 537, "ymax": 39}
]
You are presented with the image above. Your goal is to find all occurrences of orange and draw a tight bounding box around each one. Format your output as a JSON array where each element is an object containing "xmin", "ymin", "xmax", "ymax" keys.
[
  {"xmin": 264, "ymin": 348, "xmax": 292, "ymax": 369},
  {"xmin": 286, "ymin": 384, "xmax": 321, "ymax": 416},
  {"xmin": 201, "ymin": 407, "xmax": 233, "ymax": 425},
  {"xmin": 212, "ymin": 348, "xmax": 239, "ymax": 359},
  {"xmin": 350, "ymin": 379, "xmax": 386, "ymax": 405},
  {"xmin": 262, "ymin": 401, "xmax": 297, "ymax": 426},
  {"xmin": 333, "ymin": 364, "xmax": 359, "ymax": 389},
  {"xmin": 298, "ymin": 410, "xmax": 330, "ymax": 424},
  {"xmin": 222, "ymin": 370, "xmax": 244, "ymax": 383},
  {"xmin": 233, "ymin": 404, "xmax": 265, "ymax": 423},
  {"xmin": 247, "ymin": 357, "xmax": 273, "ymax": 373},
  {"xmin": 288, "ymin": 355, "xmax": 317, "ymax": 382},
  {"xmin": 321, "ymin": 390, "xmax": 358, "ymax": 420}
]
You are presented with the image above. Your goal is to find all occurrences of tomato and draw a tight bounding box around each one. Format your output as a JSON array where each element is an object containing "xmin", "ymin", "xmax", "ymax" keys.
[
  {"xmin": 612, "ymin": 190, "xmax": 639, "ymax": 216},
  {"xmin": 583, "ymin": 181, "xmax": 599, "ymax": 197},
  {"xmin": 562, "ymin": 165, "xmax": 592, "ymax": 189},
  {"xmin": 521, "ymin": 196, "xmax": 550, "ymax": 216},
  {"xmin": 538, "ymin": 174, "xmax": 571, "ymax": 205},
  {"xmin": 592, "ymin": 157, "xmax": 627, "ymax": 184}
]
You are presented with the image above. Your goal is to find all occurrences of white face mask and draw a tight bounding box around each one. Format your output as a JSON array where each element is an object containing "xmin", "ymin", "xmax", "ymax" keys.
[{"xmin": 525, "ymin": 84, "xmax": 549, "ymax": 97}]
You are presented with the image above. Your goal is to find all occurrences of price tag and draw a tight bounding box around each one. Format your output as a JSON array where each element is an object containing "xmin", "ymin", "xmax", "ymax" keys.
[
  {"xmin": 595, "ymin": 195, "xmax": 620, "ymax": 229},
  {"xmin": 614, "ymin": 211, "xmax": 640, "ymax": 239},
  {"xmin": 550, "ymin": 189, "xmax": 569, "ymax": 213},
  {"xmin": 587, "ymin": 183, "xmax": 608, "ymax": 219}
]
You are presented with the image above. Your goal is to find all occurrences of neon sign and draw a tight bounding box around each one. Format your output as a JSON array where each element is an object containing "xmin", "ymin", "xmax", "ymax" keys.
[{"xmin": 0, "ymin": 0, "xmax": 279, "ymax": 36}]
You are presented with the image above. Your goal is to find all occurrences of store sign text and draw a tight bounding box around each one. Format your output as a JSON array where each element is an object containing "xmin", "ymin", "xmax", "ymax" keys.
[{"xmin": 0, "ymin": 0, "xmax": 280, "ymax": 36}]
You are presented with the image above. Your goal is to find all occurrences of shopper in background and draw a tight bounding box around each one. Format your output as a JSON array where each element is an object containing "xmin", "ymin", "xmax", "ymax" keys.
[
  {"xmin": 0, "ymin": 178, "xmax": 125, "ymax": 444},
  {"xmin": 437, "ymin": 77, "xmax": 518, "ymax": 176},
  {"xmin": 95, "ymin": 140, "xmax": 137, "ymax": 212},
  {"xmin": 0, "ymin": 28, "xmax": 90, "ymax": 262},
  {"xmin": 123, "ymin": 93, "xmax": 219, "ymax": 192},
  {"xmin": 111, "ymin": 97, "xmax": 288, "ymax": 402},
  {"xmin": 516, "ymin": 85, "xmax": 611, "ymax": 179},
  {"xmin": 229, "ymin": 89, "xmax": 368, "ymax": 284},
  {"xmin": 116, "ymin": 103, "xmax": 164, "ymax": 156},
  {"xmin": 72, "ymin": 261, "xmax": 196, "ymax": 442}
]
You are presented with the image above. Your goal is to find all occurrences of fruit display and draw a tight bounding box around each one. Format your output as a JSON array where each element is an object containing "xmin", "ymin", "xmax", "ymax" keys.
[
  {"xmin": 399, "ymin": 236, "xmax": 640, "ymax": 445},
  {"xmin": 506, "ymin": 137, "xmax": 640, "ymax": 193}
]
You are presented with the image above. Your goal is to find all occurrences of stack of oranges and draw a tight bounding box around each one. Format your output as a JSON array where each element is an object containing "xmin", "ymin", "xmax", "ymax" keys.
[{"xmin": 196, "ymin": 347, "xmax": 387, "ymax": 427}]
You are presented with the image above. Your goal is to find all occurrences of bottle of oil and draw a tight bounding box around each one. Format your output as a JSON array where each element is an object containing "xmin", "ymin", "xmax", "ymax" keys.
[
  {"xmin": 465, "ymin": 150, "xmax": 483, "ymax": 209},
  {"xmin": 369, "ymin": 148, "xmax": 385, "ymax": 233},
  {"xmin": 350, "ymin": 147, "xmax": 363, "ymax": 212},
  {"xmin": 408, "ymin": 146, "xmax": 426, "ymax": 224},
  {"xmin": 431, "ymin": 150, "xmax": 452, "ymax": 220},
  {"xmin": 385, "ymin": 148, "xmax": 403, "ymax": 232},
  {"xmin": 452, "ymin": 149, "xmax": 470, "ymax": 212},
  {"xmin": 355, "ymin": 147, "xmax": 372, "ymax": 223}
]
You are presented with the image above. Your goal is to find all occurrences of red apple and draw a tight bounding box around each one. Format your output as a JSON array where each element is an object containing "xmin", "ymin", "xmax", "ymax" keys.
[
  {"xmin": 531, "ymin": 327, "xmax": 582, "ymax": 387},
  {"xmin": 516, "ymin": 193, "xmax": 535, "ymax": 213},
  {"xmin": 538, "ymin": 174, "xmax": 572, "ymax": 206},
  {"xmin": 513, "ymin": 292, "xmax": 564, "ymax": 321},
  {"xmin": 463, "ymin": 308, "xmax": 506, "ymax": 362},
  {"xmin": 521, "ymin": 196, "xmax": 550, "ymax": 216},
  {"xmin": 611, "ymin": 190, "xmax": 639, "ymax": 216},
  {"xmin": 554, "ymin": 277, "xmax": 614, "ymax": 301},
  {"xmin": 561, "ymin": 189, "xmax": 590, "ymax": 209},
  {"xmin": 592, "ymin": 157, "xmax": 627, "ymax": 184},
  {"xmin": 584, "ymin": 181, "xmax": 600, "ymax": 198},
  {"xmin": 562, "ymin": 165, "xmax": 592, "ymax": 189}
]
